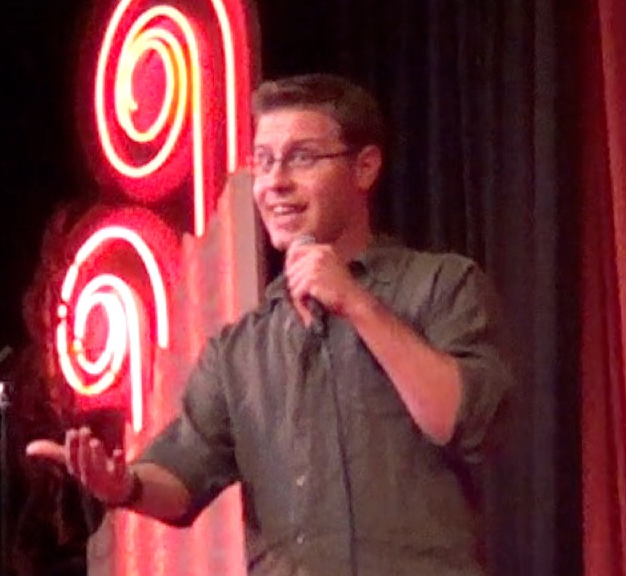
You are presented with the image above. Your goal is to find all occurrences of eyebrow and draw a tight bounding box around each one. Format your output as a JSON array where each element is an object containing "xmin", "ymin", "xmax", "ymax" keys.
[{"xmin": 253, "ymin": 137, "xmax": 337, "ymax": 151}]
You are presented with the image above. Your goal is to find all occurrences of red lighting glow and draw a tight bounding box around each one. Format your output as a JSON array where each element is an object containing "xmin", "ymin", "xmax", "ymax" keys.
[
  {"xmin": 96, "ymin": 1, "xmax": 205, "ymax": 233},
  {"xmin": 95, "ymin": 0, "xmax": 253, "ymax": 237},
  {"xmin": 56, "ymin": 225, "xmax": 171, "ymax": 432},
  {"xmin": 209, "ymin": 0, "xmax": 245, "ymax": 173},
  {"xmin": 66, "ymin": 0, "xmax": 257, "ymax": 574},
  {"xmin": 61, "ymin": 225, "xmax": 169, "ymax": 346},
  {"xmin": 57, "ymin": 275, "xmax": 144, "ymax": 431}
]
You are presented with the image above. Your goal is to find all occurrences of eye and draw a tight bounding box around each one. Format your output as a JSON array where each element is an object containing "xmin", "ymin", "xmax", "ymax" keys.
[
  {"xmin": 287, "ymin": 148, "xmax": 316, "ymax": 168},
  {"xmin": 252, "ymin": 150, "xmax": 274, "ymax": 172}
]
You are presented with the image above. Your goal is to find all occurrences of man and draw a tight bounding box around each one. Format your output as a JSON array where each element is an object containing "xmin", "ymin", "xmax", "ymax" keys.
[{"xmin": 28, "ymin": 74, "xmax": 514, "ymax": 575}]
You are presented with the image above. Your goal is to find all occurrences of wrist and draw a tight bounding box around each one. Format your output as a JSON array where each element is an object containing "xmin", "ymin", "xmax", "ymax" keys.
[
  {"xmin": 110, "ymin": 469, "xmax": 143, "ymax": 509},
  {"xmin": 343, "ymin": 285, "xmax": 377, "ymax": 324}
]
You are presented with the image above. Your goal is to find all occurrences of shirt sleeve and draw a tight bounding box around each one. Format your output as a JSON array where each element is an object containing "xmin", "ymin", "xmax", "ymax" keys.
[
  {"xmin": 417, "ymin": 255, "xmax": 516, "ymax": 465},
  {"xmin": 137, "ymin": 337, "xmax": 240, "ymax": 525}
]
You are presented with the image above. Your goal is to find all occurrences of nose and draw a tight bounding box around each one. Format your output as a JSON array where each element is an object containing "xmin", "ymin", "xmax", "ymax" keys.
[
  {"xmin": 266, "ymin": 156, "xmax": 293, "ymax": 180},
  {"xmin": 257, "ymin": 159, "xmax": 295, "ymax": 192},
  {"xmin": 253, "ymin": 163, "xmax": 294, "ymax": 206}
]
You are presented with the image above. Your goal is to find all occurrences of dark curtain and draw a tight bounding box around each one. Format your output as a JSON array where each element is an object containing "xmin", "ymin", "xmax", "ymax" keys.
[{"xmin": 257, "ymin": 1, "xmax": 582, "ymax": 576}]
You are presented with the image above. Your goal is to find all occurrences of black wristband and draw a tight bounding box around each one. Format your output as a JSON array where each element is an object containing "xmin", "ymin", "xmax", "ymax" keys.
[{"xmin": 112, "ymin": 470, "xmax": 143, "ymax": 508}]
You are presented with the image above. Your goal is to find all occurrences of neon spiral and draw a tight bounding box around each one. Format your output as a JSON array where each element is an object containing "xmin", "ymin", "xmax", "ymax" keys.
[
  {"xmin": 96, "ymin": 0, "xmax": 248, "ymax": 237},
  {"xmin": 96, "ymin": 1, "xmax": 205, "ymax": 233},
  {"xmin": 56, "ymin": 226, "xmax": 170, "ymax": 432}
]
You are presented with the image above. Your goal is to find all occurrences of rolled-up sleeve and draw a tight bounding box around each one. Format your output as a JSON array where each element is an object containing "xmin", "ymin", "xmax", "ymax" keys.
[
  {"xmin": 138, "ymin": 337, "xmax": 240, "ymax": 524},
  {"xmin": 420, "ymin": 257, "xmax": 515, "ymax": 464}
]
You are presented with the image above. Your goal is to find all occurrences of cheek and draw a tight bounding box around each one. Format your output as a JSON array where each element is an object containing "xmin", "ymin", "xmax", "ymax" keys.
[
  {"xmin": 313, "ymin": 175, "xmax": 353, "ymax": 213},
  {"xmin": 252, "ymin": 186, "xmax": 265, "ymax": 212}
]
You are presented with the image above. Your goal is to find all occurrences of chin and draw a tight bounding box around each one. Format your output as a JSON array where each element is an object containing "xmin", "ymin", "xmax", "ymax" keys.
[
  {"xmin": 267, "ymin": 232, "xmax": 292, "ymax": 252},
  {"xmin": 267, "ymin": 226, "xmax": 311, "ymax": 251}
]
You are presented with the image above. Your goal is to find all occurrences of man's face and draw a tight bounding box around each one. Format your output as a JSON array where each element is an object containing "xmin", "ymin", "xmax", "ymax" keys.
[{"xmin": 252, "ymin": 108, "xmax": 369, "ymax": 251}]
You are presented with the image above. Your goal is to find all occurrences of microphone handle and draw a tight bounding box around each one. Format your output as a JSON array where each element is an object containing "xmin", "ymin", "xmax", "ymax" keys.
[
  {"xmin": 292, "ymin": 234, "xmax": 327, "ymax": 336},
  {"xmin": 305, "ymin": 295, "xmax": 326, "ymax": 332}
]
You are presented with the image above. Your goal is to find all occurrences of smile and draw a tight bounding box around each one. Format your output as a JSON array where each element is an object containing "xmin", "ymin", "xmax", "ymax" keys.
[{"xmin": 269, "ymin": 204, "xmax": 305, "ymax": 216}]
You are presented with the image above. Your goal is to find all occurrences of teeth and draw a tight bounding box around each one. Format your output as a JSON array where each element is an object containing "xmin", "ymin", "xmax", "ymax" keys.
[{"xmin": 272, "ymin": 205, "xmax": 301, "ymax": 215}]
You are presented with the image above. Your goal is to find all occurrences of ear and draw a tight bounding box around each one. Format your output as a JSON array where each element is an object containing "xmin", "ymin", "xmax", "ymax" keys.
[{"xmin": 355, "ymin": 145, "xmax": 383, "ymax": 193}]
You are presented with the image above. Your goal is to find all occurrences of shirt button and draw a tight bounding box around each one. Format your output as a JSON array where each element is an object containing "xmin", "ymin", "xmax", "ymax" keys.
[
  {"xmin": 296, "ymin": 533, "xmax": 305, "ymax": 545},
  {"xmin": 295, "ymin": 475, "xmax": 306, "ymax": 487}
]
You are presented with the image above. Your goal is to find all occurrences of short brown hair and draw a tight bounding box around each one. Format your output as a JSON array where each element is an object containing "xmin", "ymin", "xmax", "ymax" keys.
[{"xmin": 252, "ymin": 73, "xmax": 386, "ymax": 154}]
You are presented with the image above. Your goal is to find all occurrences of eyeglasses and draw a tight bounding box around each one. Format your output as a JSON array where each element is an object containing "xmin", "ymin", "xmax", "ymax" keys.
[{"xmin": 250, "ymin": 147, "xmax": 356, "ymax": 176}]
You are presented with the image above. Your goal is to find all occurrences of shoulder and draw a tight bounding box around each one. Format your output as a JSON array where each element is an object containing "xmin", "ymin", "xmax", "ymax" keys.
[
  {"xmin": 201, "ymin": 295, "xmax": 283, "ymax": 362},
  {"xmin": 368, "ymin": 239, "xmax": 481, "ymax": 288},
  {"xmin": 366, "ymin": 241, "xmax": 492, "ymax": 323},
  {"xmin": 401, "ymin": 250, "xmax": 492, "ymax": 312},
  {"xmin": 406, "ymin": 248, "xmax": 475, "ymax": 273},
  {"xmin": 408, "ymin": 250, "xmax": 484, "ymax": 291}
]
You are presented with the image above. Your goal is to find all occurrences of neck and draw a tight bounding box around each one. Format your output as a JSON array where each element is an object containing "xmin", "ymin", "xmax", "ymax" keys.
[{"xmin": 333, "ymin": 223, "xmax": 373, "ymax": 263}]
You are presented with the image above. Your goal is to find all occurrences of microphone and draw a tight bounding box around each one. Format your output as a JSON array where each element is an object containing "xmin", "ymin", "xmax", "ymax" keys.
[{"xmin": 291, "ymin": 234, "xmax": 326, "ymax": 336}]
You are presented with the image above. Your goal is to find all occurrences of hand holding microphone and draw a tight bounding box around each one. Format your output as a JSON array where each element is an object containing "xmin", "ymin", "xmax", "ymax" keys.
[
  {"xmin": 285, "ymin": 234, "xmax": 363, "ymax": 331},
  {"xmin": 289, "ymin": 235, "xmax": 327, "ymax": 332}
]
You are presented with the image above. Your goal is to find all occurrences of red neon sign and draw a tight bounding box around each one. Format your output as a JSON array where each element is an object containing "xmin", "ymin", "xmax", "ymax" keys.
[
  {"xmin": 56, "ymin": 0, "xmax": 257, "ymax": 574},
  {"xmin": 59, "ymin": 0, "xmax": 255, "ymax": 435},
  {"xmin": 95, "ymin": 0, "xmax": 253, "ymax": 236},
  {"xmin": 56, "ymin": 223, "xmax": 173, "ymax": 432}
]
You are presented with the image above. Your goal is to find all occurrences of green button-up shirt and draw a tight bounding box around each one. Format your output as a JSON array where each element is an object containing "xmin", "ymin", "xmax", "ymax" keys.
[{"xmin": 141, "ymin": 238, "xmax": 514, "ymax": 576}]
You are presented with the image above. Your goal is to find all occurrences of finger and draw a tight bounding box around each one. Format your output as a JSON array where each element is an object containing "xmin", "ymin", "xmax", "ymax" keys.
[
  {"xmin": 76, "ymin": 427, "xmax": 93, "ymax": 483},
  {"xmin": 285, "ymin": 249, "xmax": 310, "ymax": 274},
  {"xmin": 286, "ymin": 265, "xmax": 313, "ymax": 302},
  {"xmin": 284, "ymin": 248, "xmax": 301, "ymax": 272},
  {"xmin": 65, "ymin": 428, "xmax": 81, "ymax": 476},
  {"xmin": 111, "ymin": 448, "xmax": 126, "ymax": 477},
  {"xmin": 88, "ymin": 437, "xmax": 109, "ymax": 485},
  {"xmin": 287, "ymin": 246, "xmax": 336, "ymax": 279},
  {"xmin": 285, "ymin": 249, "xmax": 319, "ymax": 284},
  {"xmin": 25, "ymin": 439, "xmax": 66, "ymax": 464},
  {"xmin": 111, "ymin": 448, "xmax": 127, "ymax": 480},
  {"xmin": 285, "ymin": 242, "xmax": 314, "ymax": 269},
  {"xmin": 287, "ymin": 255, "xmax": 333, "ymax": 300}
]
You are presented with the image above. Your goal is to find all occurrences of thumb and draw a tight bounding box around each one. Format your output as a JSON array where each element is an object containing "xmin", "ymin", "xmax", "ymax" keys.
[{"xmin": 26, "ymin": 439, "xmax": 66, "ymax": 465}]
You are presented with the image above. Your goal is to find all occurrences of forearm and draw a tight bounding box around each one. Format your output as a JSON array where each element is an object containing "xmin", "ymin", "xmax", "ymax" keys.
[
  {"xmin": 117, "ymin": 462, "xmax": 192, "ymax": 523},
  {"xmin": 27, "ymin": 432, "xmax": 194, "ymax": 524},
  {"xmin": 344, "ymin": 287, "xmax": 462, "ymax": 445}
]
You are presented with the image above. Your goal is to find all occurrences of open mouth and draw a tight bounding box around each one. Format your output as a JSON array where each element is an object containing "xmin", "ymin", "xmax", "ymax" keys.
[{"xmin": 270, "ymin": 204, "xmax": 306, "ymax": 216}]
